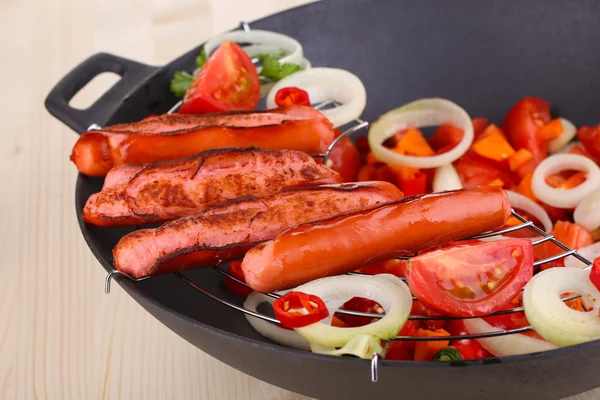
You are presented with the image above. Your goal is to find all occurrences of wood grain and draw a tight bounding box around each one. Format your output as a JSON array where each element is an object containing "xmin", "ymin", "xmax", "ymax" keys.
[{"xmin": 0, "ymin": 0, "xmax": 598, "ymax": 398}]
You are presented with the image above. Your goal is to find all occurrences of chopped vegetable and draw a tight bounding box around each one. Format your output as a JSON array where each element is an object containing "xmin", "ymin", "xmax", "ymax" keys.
[
  {"xmin": 393, "ymin": 128, "xmax": 435, "ymax": 156},
  {"xmin": 324, "ymin": 130, "xmax": 362, "ymax": 182},
  {"xmin": 537, "ymin": 119, "xmax": 564, "ymax": 141},
  {"xmin": 310, "ymin": 334, "xmax": 384, "ymax": 359},
  {"xmin": 223, "ymin": 261, "xmax": 252, "ymax": 297},
  {"xmin": 534, "ymin": 221, "xmax": 593, "ymax": 270},
  {"xmin": 428, "ymin": 124, "xmax": 464, "ymax": 152},
  {"xmin": 258, "ymin": 53, "xmax": 302, "ymax": 81},
  {"xmin": 196, "ymin": 47, "xmax": 208, "ymax": 68},
  {"xmin": 170, "ymin": 71, "xmax": 194, "ymax": 97},
  {"xmin": 574, "ymin": 189, "xmax": 600, "ymax": 232},
  {"xmin": 432, "ymin": 346, "xmax": 463, "ymax": 361},
  {"xmin": 414, "ymin": 329, "xmax": 450, "ymax": 361},
  {"xmin": 472, "ymin": 117, "xmax": 489, "ymax": 138},
  {"xmin": 549, "ymin": 118, "xmax": 577, "ymax": 153},
  {"xmin": 335, "ymin": 297, "xmax": 385, "ymax": 327},
  {"xmin": 407, "ymin": 239, "xmax": 534, "ymax": 317},
  {"xmin": 445, "ymin": 319, "xmax": 491, "ymax": 359},
  {"xmin": 397, "ymin": 172, "xmax": 427, "ymax": 196},
  {"xmin": 472, "ymin": 124, "xmax": 516, "ymax": 161},
  {"xmin": 274, "ymin": 87, "xmax": 311, "ymax": 107},
  {"xmin": 272, "ymin": 291, "xmax": 329, "ymax": 329},
  {"xmin": 577, "ymin": 125, "xmax": 600, "ymax": 160},
  {"xmin": 509, "ymin": 148, "xmax": 534, "ymax": 171},
  {"xmin": 590, "ymin": 258, "xmax": 600, "ymax": 291}
]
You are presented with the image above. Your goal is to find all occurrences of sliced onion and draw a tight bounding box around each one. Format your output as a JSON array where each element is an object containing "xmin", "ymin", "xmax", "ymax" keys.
[
  {"xmin": 293, "ymin": 274, "xmax": 412, "ymax": 348},
  {"xmin": 548, "ymin": 118, "xmax": 577, "ymax": 153},
  {"xmin": 204, "ymin": 29, "xmax": 304, "ymax": 65},
  {"xmin": 564, "ymin": 242, "xmax": 600, "ymax": 269},
  {"xmin": 531, "ymin": 154, "xmax": 600, "ymax": 209},
  {"xmin": 463, "ymin": 318, "xmax": 557, "ymax": 356},
  {"xmin": 505, "ymin": 190, "xmax": 553, "ymax": 233},
  {"xmin": 243, "ymin": 292, "xmax": 310, "ymax": 351},
  {"xmin": 433, "ymin": 164, "xmax": 462, "ymax": 192},
  {"xmin": 574, "ymin": 189, "xmax": 600, "ymax": 232},
  {"xmin": 557, "ymin": 141, "xmax": 580, "ymax": 154},
  {"xmin": 523, "ymin": 267, "xmax": 600, "ymax": 346},
  {"xmin": 266, "ymin": 68, "xmax": 367, "ymax": 128},
  {"xmin": 368, "ymin": 98, "xmax": 473, "ymax": 169},
  {"xmin": 310, "ymin": 334, "xmax": 383, "ymax": 359}
]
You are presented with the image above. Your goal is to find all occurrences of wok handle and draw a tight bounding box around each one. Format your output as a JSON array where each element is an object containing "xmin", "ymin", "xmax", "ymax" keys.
[{"xmin": 45, "ymin": 53, "xmax": 157, "ymax": 133}]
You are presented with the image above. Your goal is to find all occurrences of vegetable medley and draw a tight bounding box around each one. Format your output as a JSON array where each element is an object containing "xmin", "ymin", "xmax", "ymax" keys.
[{"xmin": 165, "ymin": 30, "xmax": 600, "ymax": 362}]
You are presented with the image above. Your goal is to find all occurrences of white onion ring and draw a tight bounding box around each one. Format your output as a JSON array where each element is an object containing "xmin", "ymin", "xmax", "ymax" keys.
[
  {"xmin": 564, "ymin": 242, "xmax": 600, "ymax": 269},
  {"xmin": 310, "ymin": 334, "xmax": 384, "ymax": 359},
  {"xmin": 266, "ymin": 68, "xmax": 367, "ymax": 128},
  {"xmin": 204, "ymin": 29, "xmax": 304, "ymax": 65},
  {"xmin": 293, "ymin": 274, "xmax": 412, "ymax": 348},
  {"xmin": 505, "ymin": 190, "xmax": 553, "ymax": 233},
  {"xmin": 368, "ymin": 98, "xmax": 474, "ymax": 168},
  {"xmin": 523, "ymin": 267, "xmax": 600, "ymax": 346},
  {"xmin": 243, "ymin": 292, "xmax": 310, "ymax": 350},
  {"xmin": 548, "ymin": 118, "xmax": 577, "ymax": 153},
  {"xmin": 574, "ymin": 189, "xmax": 600, "ymax": 232},
  {"xmin": 557, "ymin": 141, "xmax": 580, "ymax": 154},
  {"xmin": 463, "ymin": 318, "xmax": 556, "ymax": 356},
  {"xmin": 433, "ymin": 164, "xmax": 463, "ymax": 192},
  {"xmin": 531, "ymin": 154, "xmax": 600, "ymax": 209}
]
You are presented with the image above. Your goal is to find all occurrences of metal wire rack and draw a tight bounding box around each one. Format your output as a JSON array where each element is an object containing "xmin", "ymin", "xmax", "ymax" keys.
[{"xmin": 95, "ymin": 21, "xmax": 594, "ymax": 384}]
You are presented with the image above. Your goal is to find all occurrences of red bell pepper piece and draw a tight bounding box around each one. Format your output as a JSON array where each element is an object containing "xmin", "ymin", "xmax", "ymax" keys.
[
  {"xmin": 336, "ymin": 297, "xmax": 385, "ymax": 327},
  {"xmin": 445, "ymin": 319, "xmax": 492, "ymax": 360},
  {"xmin": 577, "ymin": 125, "xmax": 600, "ymax": 160},
  {"xmin": 590, "ymin": 258, "xmax": 600, "ymax": 292},
  {"xmin": 274, "ymin": 87, "xmax": 311, "ymax": 107},
  {"xmin": 272, "ymin": 291, "xmax": 329, "ymax": 328},
  {"xmin": 397, "ymin": 171, "xmax": 427, "ymax": 196}
]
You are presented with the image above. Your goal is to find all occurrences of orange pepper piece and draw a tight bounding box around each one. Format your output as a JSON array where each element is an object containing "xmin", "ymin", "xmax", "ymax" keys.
[
  {"xmin": 393, "ymin": 128, "xmax": 435, "ymax": 157},
  {"xmin": 516, "ymin": 173, "xmax": 537, "ymax": 201},
  {"xmin": 414, "ymin": 328, "xmax": 451, "ymax": 361},
  {"xmin": 561, "ymin": 171, "xmax": 587, "ymax": 189},
  {"xmin": 472, "ymin": 125, "xmax": 516, "ymax": 161},
  {"xmin": 366, "ymin": 151, "xmax": 382, "ymax": 165},
  {"xmin": 508, "ymin": 148, "xmax": 534, "ymax": 171},
  {"xmin": 489, "ymin": 178, "xmax": 505, "ymax": 187},
  {"xmin": 538, "ymin": 119, "xmax": 564, "ymax": 141}
]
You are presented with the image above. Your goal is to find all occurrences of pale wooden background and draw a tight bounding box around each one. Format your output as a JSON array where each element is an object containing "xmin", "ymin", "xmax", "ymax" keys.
[{"xmin": 1, "ymin": 0, "xmax": 598, "ymax": 398}]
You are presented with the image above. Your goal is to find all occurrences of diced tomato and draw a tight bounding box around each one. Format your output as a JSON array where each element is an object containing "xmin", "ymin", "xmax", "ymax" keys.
[
  {"xmin": 397, "ymin": 171, "xmax": 427, "ymax": 197},
  {"xmin": 472, "ymin": 117, "xmax": 489, "ymax": 139},
  {"xmin": 181, "ymin": 41, "xmax": 260, "ymax": 113},
  {"xmin": 428, "ymin": 124, "xmax": 464, "ymax": 152},
  {"xmin": 502, "ymin": 97, "xmax": 551, "ymax": 165},
  {"xmin": 357, "ymin": 164, "xmax": 377, "ymax": 181},
  {"xmin": 445, "ymin": 319, "xmax": 492, "ymax": 360},
  {"xmin": 590, "ymin": 258, "xmax": 600, "ymax": 291},
  {"xmin": 414, "ymin": 329, "xmax": 451, "ymax": 361},
  {"xmin": 272, "ymin": 292, "xmax": 329, "ymax": 328},
  {"xmin": 374, "ymin": 165, "xmax": 399, "ymax": 185},
  {"xmin": 274, "ymin": 87, "xmax": 311, "ymax": 107},
  {"xmin": 569, "ymin": 142, "xmax": 599, "ymax": 164},
  {"xmin": 355, "ymin": 136, "xmax": 371, "ymax": 154},
  {"xmin": 577, "ymin": 125, "xmax": 600, "ymax": 160},
  {"xmin": 223, "ymin": 261, "xmax": 252, "ymax": 297},
  {"xmin": 411, "ymin": 300, "xmax": 446, "ymax": 331},
  {"xmin": 484, "ymin": 308, "xmax": 544, "ymax": 340},
  {"xmin": 385, "ymin": 343, "xmax": 413, "ymax": 360},
  {"xmin": 534, "ymin": 221, "xmax": 593, "ymax": 270},
  {"xmin": 454, "ymin": 152, "xmax": 502, "ymax": 187},
  {"xmin": 407, "ymin": 239, "xmax": 534, "ymax": 317},
  {"xmin": 326, "ymin": 129, "xmax": 361, "ymax": 182}
]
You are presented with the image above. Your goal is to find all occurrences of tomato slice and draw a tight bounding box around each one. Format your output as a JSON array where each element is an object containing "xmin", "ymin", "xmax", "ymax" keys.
[
  {"xmin": 180, "ymin": 41, "xmax": 260, "ymax": 114},
  {"xmin": 502, "ymin": 97, "xmax": 551, "ymax": 165},
  {"xmin": 534, "ymin": 221, "xmax": 593, "ymax": 270},
  {"xmin": 272, "ymin": 291, "xmax": 329, "ymax": 328},
  {"xmin": 407, "ymin": 239, "xmax": 534, "ymax": 317}
]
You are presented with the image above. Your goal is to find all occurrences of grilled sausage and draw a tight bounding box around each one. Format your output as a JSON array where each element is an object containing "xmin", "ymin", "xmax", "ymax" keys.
[
  {"xmin": 71, "ymin": 106, "xmax": 335, "ymax": 176},
  {"xmin": 83, "ymin": 147, "xmax": 341, "ymax": 227},
  {"xmin": 112, "ymin": 181, "xmax": 402, "ymax": 278},
  {"xmin": 241, "ymin": 186, "xmax": 511, "ymax": 293}
]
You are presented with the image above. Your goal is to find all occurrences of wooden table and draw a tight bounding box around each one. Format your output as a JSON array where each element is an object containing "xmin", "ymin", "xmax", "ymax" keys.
[{"xmin": 1, "ymin": 0, "xmax": 597, "ymax": 398}]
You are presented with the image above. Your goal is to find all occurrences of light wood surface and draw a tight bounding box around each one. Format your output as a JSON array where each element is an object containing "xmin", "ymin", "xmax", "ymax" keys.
[{"xmin": 1, "ymin": 0, "xmax": 599, "ymax": 399}]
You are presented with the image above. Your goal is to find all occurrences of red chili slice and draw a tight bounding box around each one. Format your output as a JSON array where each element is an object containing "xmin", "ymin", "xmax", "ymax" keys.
[
  {"xmin": 273, "ymin": 291, "xmax": 329, "ymax": 328},
  {"xmin": 274, "ymin": 87, "xmax": 311, "ymax": 107}
]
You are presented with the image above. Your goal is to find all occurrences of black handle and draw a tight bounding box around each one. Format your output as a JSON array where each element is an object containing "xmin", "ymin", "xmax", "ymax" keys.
[{"xmin": 45, "ymin": 53, "xmax": 158, "ymax": 133}]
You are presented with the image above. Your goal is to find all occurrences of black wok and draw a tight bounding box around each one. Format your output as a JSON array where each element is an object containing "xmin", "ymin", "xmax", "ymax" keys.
[{"xmin": 45, "ymin": 1, "xmax": 600, "ymax": 398}]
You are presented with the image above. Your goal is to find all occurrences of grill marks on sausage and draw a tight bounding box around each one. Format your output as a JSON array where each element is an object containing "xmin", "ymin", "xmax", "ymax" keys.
[
  {"xmin": 112, "ymin": 182, "xmax": 401, "ymax": 278},
  {"xmin": 84, "ymin": 147, "xmax": 341, "ymax": 226}
]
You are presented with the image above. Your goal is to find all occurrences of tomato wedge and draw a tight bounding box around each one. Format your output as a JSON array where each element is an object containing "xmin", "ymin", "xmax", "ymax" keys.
[
  {"xmin": 407, "ymin": 239, "xmax": 534, "ymax": 317},
  {"xmin": 180, "ymin": 41, "xmax": 260, "ymax": 114}
]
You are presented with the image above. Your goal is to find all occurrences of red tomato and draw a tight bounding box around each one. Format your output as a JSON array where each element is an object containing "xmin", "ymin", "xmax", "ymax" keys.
[
  {"xmin": 472, "ymin": 117, "xmax": 489, "ymax": 139},
  {"xmin": 180, "ymin": 41, "xmax": 260, "ymax": 114},
  {"xmin": 386, "ymin": 320, "xmax": 419, "ymax": 359},
  {"xmin": 375, "ymin": 165, "xmax": 400, "ymax": 185},
  {"xmin": 534, "ymin": 221, "xmax": 593, "ymax": 270},
  {"xmin": 336, "ymin": 297, "xmax": 384, "ymax": 327},
  {"xmin": 484, "ymin": 308, "xmax": 544, "ymax": 340},
  {"xmin": 274, "ymin": 87, "xmax": 311, "ymax": 107},
  {"xmin": 357, "ymin": 164, "xmax": 377, "ymax": 181},
  {"xmin": 428, "ymin": 124, "xmax": 464, "ymax": 152},
  {"xmin": 397, "ymin": 172, "xmax": 427, "ymax": 197},
  {"xmin": 445, "ymin": 319, "xmax": 492, "ymax": 359},
  {"xmin": 223, "ymin": 261, "xmax": 252, "ymax": 297},
  {"xmin": 502, "ymin": 97, "xmax": 551, "ymax": 165},
  {"xmin": 577, "ymin": 126, "xmax": 600, "ymax": 160},
  {"xmin": 411, "ymin": 300, "xmax": 446, "ymax": 331},
  {"xmin": 407, "ymin": 239, "xmax": 534, "ymax": 317},
  {"xmin": 590, "ymin": 258, "xmax": 600, "ymax": 291},
  {"xmin": 325, "ymin": 130, "xmax": 362, "ymax": 182},
  {"xmin": 454, "ymin": 152, "xmax": 502, "ymax": 187}
]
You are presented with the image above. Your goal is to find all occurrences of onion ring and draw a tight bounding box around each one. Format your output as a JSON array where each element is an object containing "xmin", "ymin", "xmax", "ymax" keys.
[
  {"xmin": 548, "ymin": 118, "xmax": 577, "ymax": 153},
  {"xmin": 531, "ymin": 154, "xmax": 600, "ymax": 208},
  {"xmin": 574, "ymin": 189, "xmax": 600, "ymax": 232},
  {"xmin": 505, "ymin": 190, "xmax": 553, "ymax": 233}
]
